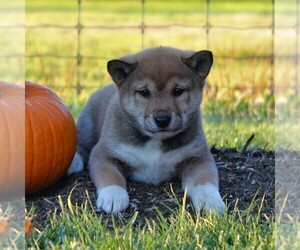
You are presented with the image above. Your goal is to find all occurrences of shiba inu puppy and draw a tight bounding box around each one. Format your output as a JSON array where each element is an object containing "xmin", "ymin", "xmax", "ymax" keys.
[{"xmin": 68, "ymin": 46, "xmax": 226, "ymax": 214}]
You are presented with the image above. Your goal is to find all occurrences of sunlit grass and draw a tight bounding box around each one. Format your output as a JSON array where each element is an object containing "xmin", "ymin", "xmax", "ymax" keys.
[
  {"xmin": 26, "ymin": 189, "xmax": 275, "ymax": 249},
  {"xmin": 275, "ymin": 95, "xmax": 300, "ymax": 150},
  {"xmin": 204, "ymin": 116, "xmax": 274, "ymax": 150},
  {"xmin": 24, "ymin": 0, "xmax": 274, "ymax": 78},
  {"xmin": 0, "ymin": 202, "xmax": 25, "ymax": 249},
  {"xmin": 276, "ymin": 121, "xmax": 300, "ymax": 151},
  {"xmin": 276, "ymin": 216, "xmax": 300, "ymax": 249}
]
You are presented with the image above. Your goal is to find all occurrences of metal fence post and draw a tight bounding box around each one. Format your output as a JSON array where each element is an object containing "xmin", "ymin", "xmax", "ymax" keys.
[
  {"xmin": 295, "ymin": 0, "xmax": 299, "ymax": 95},
  {"xmin": 76, "ymin": 0, "xmax": 82, "ymax": 96},
  {"xmin": 141, "ymin": 0, "xmax": 145, "ymax": 50},
  {"xmin": 270, "ymin": 0, "xmax": 275, "ymax": 96},
  {"xmin": 206, "ymin": 0, "xmax": 210, "ymax": 50}
]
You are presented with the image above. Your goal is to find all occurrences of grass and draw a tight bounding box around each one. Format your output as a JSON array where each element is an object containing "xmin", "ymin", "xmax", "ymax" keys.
[
  {"xmin": 275, "ymin": 95, "xmax": 300, "ymax": 150},
  {"xmin": 276, "ymin": 120, "xmax": 300, "ymax": 150},
  {"xmin": 276, "ymin": 221, "xmax": 300, "ymax": 250},
  {"xmin": 25, "ymin": 190, "xmax": 275, "ymax": 249},
  {"xmin": 0, "ymin": 201, "xmax": 25, "ymax": 249},
  {"xmin": 275, "ymin": 195, "xmax": 300, "ymax": 250},
  {"xmin": 204, "ymin": 116, "xmax": 274, "ymax": 149}
]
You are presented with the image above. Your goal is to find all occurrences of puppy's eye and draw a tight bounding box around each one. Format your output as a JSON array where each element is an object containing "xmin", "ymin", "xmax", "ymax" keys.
[
  {"xmin": 137, "ymin": 89, "xmax": 150, "ymax": 98},
  {"xmin": 173, "ymin": 87, "xmax": 185, "ymax": 97}
]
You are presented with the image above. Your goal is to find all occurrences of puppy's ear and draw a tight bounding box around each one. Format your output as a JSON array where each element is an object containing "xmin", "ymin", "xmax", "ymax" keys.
[
  {"xmin": 107, "ymin": 60, "xmax": 138, "ymax": 86},
  {"xmin": 181, "ymin": 50, "xmax": 213, "ymax": 79}
]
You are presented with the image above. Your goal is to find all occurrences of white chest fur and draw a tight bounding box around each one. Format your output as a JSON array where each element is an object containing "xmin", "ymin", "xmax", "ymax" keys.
[{"xmin": 110, "ymin": 138, "xmax": 198, "ymax": 184}]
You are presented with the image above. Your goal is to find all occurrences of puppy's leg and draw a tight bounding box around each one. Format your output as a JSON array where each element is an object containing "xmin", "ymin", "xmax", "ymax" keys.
[
  {"xmin": 181, "ymin": 157, "xmax": 225, "ymax": 214},
  {"xmin": 68, "ymin": 111, "xmax": 95, "ymax": 175},
  {"xmin": 68, "ymin": 152, "xmax": 84, "ymax": 175},
  {"xmin": 89, "ymin": 152, "xmax": 129, "ymax": 214}
]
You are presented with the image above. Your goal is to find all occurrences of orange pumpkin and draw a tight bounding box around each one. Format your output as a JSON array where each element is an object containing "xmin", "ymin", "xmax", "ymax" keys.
[
  {"xmin": 25, "ymin": 81, "xmax": 77, "ymax": 195},
  {"xmin": 0, "ymin": 82, "xmax": 25, "ymax": 197}
]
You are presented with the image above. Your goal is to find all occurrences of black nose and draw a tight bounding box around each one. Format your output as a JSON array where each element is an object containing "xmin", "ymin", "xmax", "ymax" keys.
[{"xmin": 154, "ymin": 115, "xmax": 171, "ymax": 128}]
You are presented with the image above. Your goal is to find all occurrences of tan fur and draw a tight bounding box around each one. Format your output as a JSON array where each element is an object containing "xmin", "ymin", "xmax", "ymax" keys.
[
  {"xmin": 120, "ymin": 47, "xmax": 196, "ymax": 86},
  {"xmin": 89, "ymin": 159, "xmax": 126, "ymax": 190},
  {"xmin": 181, "ymin": 159, "xmax": 219, "ymax": 188}
]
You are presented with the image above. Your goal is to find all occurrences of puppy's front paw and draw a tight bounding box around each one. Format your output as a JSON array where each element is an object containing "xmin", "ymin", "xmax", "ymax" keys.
[
  {"xmin": 190, "ymin": 183, "xmax": 226, "ymax": 214},
  {"xmin": 97, "ymin": 185, "xmax": 129, "ymax": 214},
  {"xmin": 67, "ymin": 153, "xmax": 84, "ymax": 175}
]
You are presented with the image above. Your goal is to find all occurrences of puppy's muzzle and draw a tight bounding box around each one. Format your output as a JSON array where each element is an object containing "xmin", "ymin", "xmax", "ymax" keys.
[{"xmin": 154, "ymin": 111, "xmax": 171, "ymax": 129}]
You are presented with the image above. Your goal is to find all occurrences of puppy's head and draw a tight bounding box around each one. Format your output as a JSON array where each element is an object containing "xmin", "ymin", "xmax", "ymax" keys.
[{"xmin": 107, "ymin": 47, "xmax": 213, "ymax": 138}]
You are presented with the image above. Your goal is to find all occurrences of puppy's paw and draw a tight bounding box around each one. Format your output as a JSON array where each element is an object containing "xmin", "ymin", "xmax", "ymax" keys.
[
  {"xmin": 97, "ymin": 185, "xmax": 129, "ymax": 214},
  {"xmin": 67, "ymin": 153, "xmax": 84, "ymax": 175},
  {"xmin": 190, "ymin": 183, "xmax": 226, "ymax": 214}
]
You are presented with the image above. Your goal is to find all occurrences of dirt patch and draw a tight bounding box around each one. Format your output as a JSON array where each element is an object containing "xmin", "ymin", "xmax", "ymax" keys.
[{"xmin": 26, "ymin": 147, "xmax": 275, "ymax": 226}]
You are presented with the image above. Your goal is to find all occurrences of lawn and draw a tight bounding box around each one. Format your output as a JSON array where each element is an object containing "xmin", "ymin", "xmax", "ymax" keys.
[
  {"xmin": 2, "ymin": 0, "xmax": 300, "ymax": 248},
  {"xmin": 25, "ymin": 193, "xmax": 275, "ymax": 249}
]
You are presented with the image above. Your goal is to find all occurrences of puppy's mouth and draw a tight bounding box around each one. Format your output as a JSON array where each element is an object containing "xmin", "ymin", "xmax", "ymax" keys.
[
  {"xmin": 139, "ymin": 113, "xmax": 184, "ymax": 138},
  {"xmin": 143, "ymin": 127, "xmax": 182, "ymax": 138}
]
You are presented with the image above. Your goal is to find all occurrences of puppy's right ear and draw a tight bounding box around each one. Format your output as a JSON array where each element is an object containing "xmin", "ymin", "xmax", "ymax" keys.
[
  {"xmin": 181, "ymin": 50, "xmax": 213, "ymax": 79},
  {"xmin": 107, "ymin": 60, "xmax": 138, "ymax": 86}
]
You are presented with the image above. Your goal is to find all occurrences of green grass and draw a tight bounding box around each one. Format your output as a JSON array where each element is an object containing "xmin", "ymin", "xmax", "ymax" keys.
[
  {"xmin": 204, "ymin": 116, "xmax": 274, "ymax": 149},
  {"xmin": 275, "ymin": 199, "xmax": 300, "ymax": 250},
  {"xmin": 25, "ymin": 191, "xmax": 275, "ymax": 249},
  {"xmin": 275, "ymin": 95, "xmax": 300, "ymax": 150},
  {"xmin": 276, "ymin": 221, "xmax": 300, "ymax": 250},
  {"xmin": 0, "ymin": 202, "xmax": 25, "ymax": 249},
  {"xmin": 276, "ymin": 120, "xmax": 300, "ymax": 151}
]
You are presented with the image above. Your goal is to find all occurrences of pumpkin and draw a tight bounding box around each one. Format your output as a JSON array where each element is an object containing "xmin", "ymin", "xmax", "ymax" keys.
[
  {"xmin": 25, "ymin": 81, "xmax": 77, "ymax": 195},
  {"xmin": 0, "ymin": 82, "xmax": 25, "ymax": 197}
]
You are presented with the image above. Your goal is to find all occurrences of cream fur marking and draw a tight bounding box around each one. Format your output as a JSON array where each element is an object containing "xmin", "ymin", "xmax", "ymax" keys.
[
  {"xmin": 97, "ymin": 185, "xmax": 129, "ymax": 214},
  {"xmin": 110, "ymin": 138, "xmax": 199, "ymax": 184},
  {"xmin": 188, "ymin": 183, "xmax": 226, "ymax": 214}
]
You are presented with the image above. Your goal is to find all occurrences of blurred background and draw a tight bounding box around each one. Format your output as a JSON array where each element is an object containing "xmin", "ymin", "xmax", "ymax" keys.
[{"xmin": 1, "ymin": 0, "xmax": 299, "ymax": 149}]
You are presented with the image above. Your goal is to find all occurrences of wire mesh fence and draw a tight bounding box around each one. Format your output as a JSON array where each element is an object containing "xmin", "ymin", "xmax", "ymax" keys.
[{"xmin": 1, "ymin": 0, "xmax": 299, "ymax": 119}]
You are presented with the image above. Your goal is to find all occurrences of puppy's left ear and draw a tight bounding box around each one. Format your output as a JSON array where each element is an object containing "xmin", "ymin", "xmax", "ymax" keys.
[
  {"xmin": 107, "ymin": 59, "xmax": 138, "ymax": 86},
  {"xmin": 181, "ymin": 50, "xmax": 213, "ymax": 79}
]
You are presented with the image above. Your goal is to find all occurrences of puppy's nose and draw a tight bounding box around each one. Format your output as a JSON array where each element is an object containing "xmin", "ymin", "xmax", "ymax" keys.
[{"xmin": 154, "ymin": 115, "xmax": 171, "ymax": 128}]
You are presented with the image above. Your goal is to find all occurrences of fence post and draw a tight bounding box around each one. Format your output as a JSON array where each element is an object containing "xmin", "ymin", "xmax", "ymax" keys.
[
  {"xmin": 206, "ymin": 0, "xmax": 210, "ymax": 50},
  {"xmin": 270, "ymin": 0, "xmax": 275, "ymax": 96},
  {"xmin": 76, "ymin": 0, "xmax": 82, "ymax": 96},
  {"xmin": 141, "ymin": 0, "xmax": 145, "ymax": 49},
  {"xmin": 295, "ymin": 0, "xmax": 299, "ymax": 95}
]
